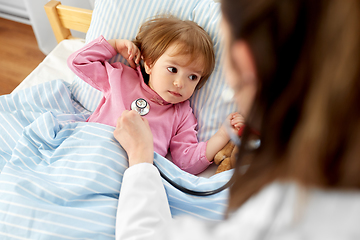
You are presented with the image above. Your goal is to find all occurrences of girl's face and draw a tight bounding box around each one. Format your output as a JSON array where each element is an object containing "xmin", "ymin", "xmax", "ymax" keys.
[
  {"xmin": 222, "ymin": 19, "xmax": 257, "ymax": 118},
  {"xmin": 144, "ymin": 44, "xmax": 203, "ymax": 104}
]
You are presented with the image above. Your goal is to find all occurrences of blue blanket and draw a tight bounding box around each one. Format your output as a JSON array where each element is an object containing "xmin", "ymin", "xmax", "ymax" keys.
[{"xmin": 0, "ymin": 80, "xmax": 232, "ymax": 239}]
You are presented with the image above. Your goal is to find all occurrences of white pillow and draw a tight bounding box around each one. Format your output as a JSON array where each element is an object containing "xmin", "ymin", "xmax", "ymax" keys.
[{"xmin": 69, "ymin": 0, "xmax": 237, "ymax": 141}]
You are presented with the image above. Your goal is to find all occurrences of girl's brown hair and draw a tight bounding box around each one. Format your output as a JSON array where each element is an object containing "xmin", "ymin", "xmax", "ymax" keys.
[
  {"xmin": 133, "ymin": 16, "xmax": 215, "ymax": 89},
  {"xmin": 222, "ymin": 0, "xmax": 360, "ymax": 212}
]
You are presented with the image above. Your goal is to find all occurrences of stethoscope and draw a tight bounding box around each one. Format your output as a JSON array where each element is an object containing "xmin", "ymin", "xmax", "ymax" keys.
[
  {"xmin": 131, "ymin": 98, "xmax": 260, "ymax": 196},
  {"xmin": 131, "ymin": 98, "xmax": 150, "ymax": 116}
]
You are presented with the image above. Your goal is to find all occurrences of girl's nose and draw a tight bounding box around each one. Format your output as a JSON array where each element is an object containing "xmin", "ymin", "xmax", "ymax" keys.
[{"xmin": 173, "ymin": 77, "xmax": 183, "ymax": 88}]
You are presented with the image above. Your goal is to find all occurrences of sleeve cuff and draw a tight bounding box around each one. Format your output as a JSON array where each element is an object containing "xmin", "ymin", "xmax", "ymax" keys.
[
  {"xmin": 124, "ymin": 162, "xmax": 159, "ymax": 177},
  {"xmin": 99, "ymin": 35, "xmax": 118, "ymax": 56},
  {"xmin": 200, "ymin": 141, "xmax": 212, "ymax": 164}
]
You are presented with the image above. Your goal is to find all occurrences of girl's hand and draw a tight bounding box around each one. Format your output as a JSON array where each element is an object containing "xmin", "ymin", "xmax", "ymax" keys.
[
  {"xmin": 108, "ymin": 39, "xmax": 141, "ymax": 68},
  {"xmin": 113, "ymin": 110, "xmax": 154, "ymax": 167},
  {"xmin": 220, "ymin": 112, "xmax": 245, "ymax": 139},
  {"xmin": 206, "ymin": 112, "xmax": 244, "ymax": 161},
  {"xmin": 229, "ymin": 112, "xmax": 245, "ymax": 131}
]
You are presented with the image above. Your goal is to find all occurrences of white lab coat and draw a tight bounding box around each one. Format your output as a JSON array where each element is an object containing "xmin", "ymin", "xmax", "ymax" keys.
[{"xmin": 116, "ymin": 163, "xmax": 360, "ymax": 240}]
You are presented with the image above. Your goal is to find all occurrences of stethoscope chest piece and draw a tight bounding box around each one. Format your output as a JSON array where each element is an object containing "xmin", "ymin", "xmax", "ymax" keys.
[{"xmin": 131, "ymin": 98, "xmax": 150, "ymax": 116}]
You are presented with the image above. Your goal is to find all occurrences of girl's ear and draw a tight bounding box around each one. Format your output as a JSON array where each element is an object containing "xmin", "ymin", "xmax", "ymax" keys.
[{"xmin": 144, "ymin": 61, "xmax": 152, "ymax": 74}]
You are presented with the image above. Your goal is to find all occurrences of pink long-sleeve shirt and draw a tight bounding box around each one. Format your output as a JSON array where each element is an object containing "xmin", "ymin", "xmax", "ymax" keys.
[{"xmin": 67, "ymin": 36, "xmax": 211, "ymax": 174}]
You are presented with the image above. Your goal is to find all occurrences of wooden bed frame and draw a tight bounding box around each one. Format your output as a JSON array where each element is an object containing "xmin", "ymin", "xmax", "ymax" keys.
[{"xmin": 44, "ymin": 0, "xmax": 92, "ymax": 43}]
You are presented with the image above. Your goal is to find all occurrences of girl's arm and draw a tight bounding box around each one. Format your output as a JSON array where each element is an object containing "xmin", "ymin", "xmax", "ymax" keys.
[
  {"xmin": 67, "ymin": 35, "xmax": 118, "ymax": 92},
  {"xmin": 67, "ymin": 36, "xmax": 141, "ymax": 93},
  {"xmin": 169, "ymin": 103, "xmax": 211, "ymax": 175},
  {"xmin": 206, "ymin": 112, "xmax": 244, "ymax": 161},
  {"xmin": 169, "ymin": 102, "xmax": 243, "ymax": 175}
]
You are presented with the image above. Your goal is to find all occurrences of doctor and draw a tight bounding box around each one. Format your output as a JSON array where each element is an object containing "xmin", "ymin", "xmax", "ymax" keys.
[{"xmin": 114, "ymin": 0, "xmax": 360, "ymax": 239}]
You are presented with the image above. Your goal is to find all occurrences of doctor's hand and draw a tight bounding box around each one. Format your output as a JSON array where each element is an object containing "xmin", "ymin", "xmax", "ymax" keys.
[{"xmin": 114, "ymin": 110, "xmax": 154, "ymax": 167}]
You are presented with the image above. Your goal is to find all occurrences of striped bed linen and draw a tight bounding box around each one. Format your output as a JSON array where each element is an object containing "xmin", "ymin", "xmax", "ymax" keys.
[{"xmin": 0, "ymin": 79, "xmax": 232, "ymax": 239}]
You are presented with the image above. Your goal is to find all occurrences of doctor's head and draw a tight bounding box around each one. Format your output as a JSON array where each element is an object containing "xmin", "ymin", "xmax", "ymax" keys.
[
  {"xmin": 221, "ymin": 0, "xmax": 360, "ymax": 211},
  {"xmin": 133, "ymin": 16, "xmax": 215, "ymax": 104}
]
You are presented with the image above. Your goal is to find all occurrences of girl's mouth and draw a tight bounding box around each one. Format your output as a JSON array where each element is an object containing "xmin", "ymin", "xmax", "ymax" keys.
[{"xmin": 169, "ymin": 91, "xmax": 182, "ymax": 97}]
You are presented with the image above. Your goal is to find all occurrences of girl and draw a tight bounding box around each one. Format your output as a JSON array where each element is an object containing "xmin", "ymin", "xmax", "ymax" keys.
[{"xmin": 68, "ymin": 16, "xmax": 243, "ymax": 175}]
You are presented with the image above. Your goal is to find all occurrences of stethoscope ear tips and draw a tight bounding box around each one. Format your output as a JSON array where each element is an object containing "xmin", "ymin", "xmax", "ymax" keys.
[{"xmin": 131, "ymin": 98, "xmax": 150, "ymax": 116}]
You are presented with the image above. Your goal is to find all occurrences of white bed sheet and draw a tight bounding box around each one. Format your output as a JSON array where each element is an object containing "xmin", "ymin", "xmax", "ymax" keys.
[{"xmin": 13, "ymin": 39, "xmax": 86, "ymax": 93}]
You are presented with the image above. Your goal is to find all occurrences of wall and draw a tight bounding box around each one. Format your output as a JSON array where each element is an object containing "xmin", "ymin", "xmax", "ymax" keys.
[
  {"xmin": 26, "ymin": 0, "xmax": 95, "ymax": 55},
  {"xmin": 0, "ymin": 0, "xmax": 95, "ymax": 55},
  {"xmin": 0, "ymin": 0, "xmax": 30, "ymax": 24}
]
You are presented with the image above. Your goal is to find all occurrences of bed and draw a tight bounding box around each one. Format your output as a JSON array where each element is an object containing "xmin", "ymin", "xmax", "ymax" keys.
[{"xmin": 0, "ymin": 0, "xmax": 237, "ymax": 238}]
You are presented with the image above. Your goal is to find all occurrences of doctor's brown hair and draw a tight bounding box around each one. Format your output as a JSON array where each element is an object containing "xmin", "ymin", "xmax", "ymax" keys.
[
  {"xmin": 133, "ymin": 16, "xmax": 215, "ymax": 89},
  {"xmin": 222, "ymin": 0, "xmax": 360, "ymax": 212}
]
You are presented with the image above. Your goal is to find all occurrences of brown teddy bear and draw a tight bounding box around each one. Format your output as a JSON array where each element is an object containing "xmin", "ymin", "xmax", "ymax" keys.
[
  {"xmin": 213, "ymin": 141, "xmax": 238, "ymax": 174},
  {"xmin": 213, "ymin": 125, "xmax": 260, "ymax": 174}
]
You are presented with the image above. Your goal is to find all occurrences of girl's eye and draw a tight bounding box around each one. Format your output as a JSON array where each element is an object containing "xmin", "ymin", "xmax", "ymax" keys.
[
  {"xmin": 167, "ymin": 67, "xmax": 177, "ymax": 73},
  {"xmin": 189, "ymin": 75, "xmax": 198, "ymax": 81}
]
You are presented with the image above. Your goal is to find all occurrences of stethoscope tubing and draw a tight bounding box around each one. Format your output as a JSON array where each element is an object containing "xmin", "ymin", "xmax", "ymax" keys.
[{"xmin": 153, "ymin": 162, "xmax": 232, "ymax": 196}]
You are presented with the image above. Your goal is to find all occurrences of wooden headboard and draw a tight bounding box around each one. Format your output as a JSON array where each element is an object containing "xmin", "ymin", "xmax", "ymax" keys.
[{"xmin": 44, "ymin": 0, "xmax": 93, "ymax": 43}]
